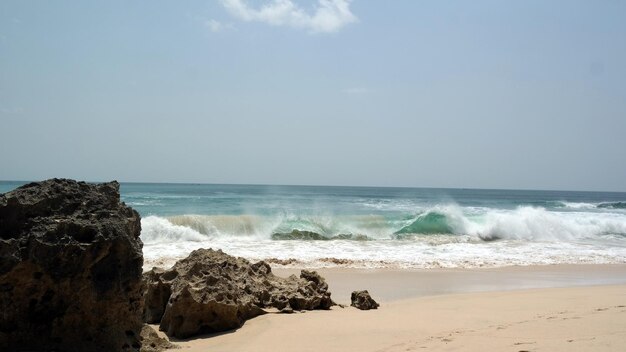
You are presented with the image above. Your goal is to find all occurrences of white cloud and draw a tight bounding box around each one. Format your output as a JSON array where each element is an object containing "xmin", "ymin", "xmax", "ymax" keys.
[
  {"xmin": 203, "ymin": 19, "xmax": 235, "ymax": 33},
  {"xmin": 205, "ymin": 19, "xmax": 224, "ymax": 32},
  {"xmin": 220, "ymin": 0, "xmax": 357, "ymax": 33}
]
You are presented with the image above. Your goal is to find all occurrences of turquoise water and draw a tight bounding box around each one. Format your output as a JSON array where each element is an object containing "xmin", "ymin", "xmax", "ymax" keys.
[
  {"xmin": 3, "ymin": 181, "xmax": 626, "ymax": 269},
  {"xmin": 121, "ymin": 183, "xmax": 626, "ymax": 216}
]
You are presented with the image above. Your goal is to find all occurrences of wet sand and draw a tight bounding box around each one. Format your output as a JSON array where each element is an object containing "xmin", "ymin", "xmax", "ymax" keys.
[{"xmin": 275, "ymin": 264, "xmax": 626, "ymax": 303}]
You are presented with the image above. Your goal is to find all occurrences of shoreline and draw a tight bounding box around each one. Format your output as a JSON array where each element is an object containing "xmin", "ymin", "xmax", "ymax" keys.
[
  {"xmin": 274, "ymin": 263, "xmax": 626, "ymax": 303},
  {"xmin": 167, "ymin": 264, "xmax": 626, "ymax": 351}
]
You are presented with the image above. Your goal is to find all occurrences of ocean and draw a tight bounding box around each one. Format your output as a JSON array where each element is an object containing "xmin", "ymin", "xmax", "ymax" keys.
[{"xmin": 2, "ymin": 181, "xmax": 626, "ymax": 270}]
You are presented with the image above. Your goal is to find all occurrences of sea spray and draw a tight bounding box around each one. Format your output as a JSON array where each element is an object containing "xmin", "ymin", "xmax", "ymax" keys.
[
  {"xmin": 141, "ymin": 216, "xmax": 207, "ymax": 243},
  {"xmin": 139, "ymin": 207, "xmax": 626, "ymax": 270}
]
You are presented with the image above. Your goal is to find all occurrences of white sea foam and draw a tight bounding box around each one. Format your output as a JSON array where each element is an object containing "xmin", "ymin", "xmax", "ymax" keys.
[
  {"xmin": 559, "ymin": 201, "xmax": 598, "ymax": 209},
  {"xmin": 464, "ymin": 206, "xmax": 626, "ymax": 241},
  {"xmin": 143, "ymin": 236, "xmax": 626, "ymax": 270},
  {"xmin": 141, "ymin": 216, "xmax": 207, "ymax": 243}
]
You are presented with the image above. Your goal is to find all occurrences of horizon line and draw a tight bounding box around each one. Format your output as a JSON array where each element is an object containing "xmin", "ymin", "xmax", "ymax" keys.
[{"xmin": 1, "ymin": 178, "xmax": 625, "ymax": 194}]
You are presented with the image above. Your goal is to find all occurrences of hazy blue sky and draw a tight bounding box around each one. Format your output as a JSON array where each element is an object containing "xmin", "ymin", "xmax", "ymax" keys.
[{"xmin": 1, "ymin": 1, "xmax": 625, "ymax": 191}]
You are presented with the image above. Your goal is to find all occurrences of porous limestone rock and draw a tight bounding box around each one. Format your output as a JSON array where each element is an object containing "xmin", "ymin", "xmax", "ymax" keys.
[
  {"xmin": 0, "ymin": 179, "xmax": 144, "ymax": 351},
  {"xmin": 140, "ymin": 325, "xmax": 178, "ymax": 352},
  {"xmin": 144, "ymin": 248, "xmax": 334, "ymax": 339}
]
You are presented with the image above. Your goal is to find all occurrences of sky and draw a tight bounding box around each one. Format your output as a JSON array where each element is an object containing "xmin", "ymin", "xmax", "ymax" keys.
[{"xmin": 1, "ymin": 0, "xmax": 625, "ymax": 191}]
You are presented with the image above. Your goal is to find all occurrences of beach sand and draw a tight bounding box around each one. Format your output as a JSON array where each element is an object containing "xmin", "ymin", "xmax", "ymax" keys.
[{"xmin": 168, "ymin": 265, "xmax": 626, "ymax": 351}]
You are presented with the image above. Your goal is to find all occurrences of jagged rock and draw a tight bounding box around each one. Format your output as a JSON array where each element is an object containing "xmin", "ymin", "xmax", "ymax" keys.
[
  {"xmin": 331, "ymin": 233, "xmax": 370, "ymax": 241},
  {"xmin": 351, "ymin": 290, "xmax": 379, "ymax": 310},
  {"xmin": 0, "ymin": 179, "xmax": 144, "ymax": 351},
  {"xmin": 271, "ymin": 230, "xmax": 370, "ymax": 241},
  {"xmin": 140, "ymin": 325, "xmax": 178, "ymax": 352},
  {"xmin": 271, "ymin": 229, "xmax": 329, "ymax": 240},
  {"xmin": 144, "ymin": 248, "xmax": 334, "ymax": 339}
]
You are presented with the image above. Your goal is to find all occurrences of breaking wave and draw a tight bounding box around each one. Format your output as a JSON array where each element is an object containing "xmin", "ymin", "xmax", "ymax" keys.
[
  {"xmin": 395, "ymin": 211, "xmax": 458, "ymax": 235},
  {"xmin": 555, "ymin": 201, "xmax": 626, "ymax": 210},
  {"xmin": 141, "ymin": 216, "xmax": 207, "ymax": 243},
  {"xmin": 140, "ymin": 206, "xmax": 626, "ymax": 270},
  {"xmin": 141, "ymin": 206, "xmax": 626, "ymax": 244},
  {"xmin": 598, "ymin": 202, "xmax": 626, "ymax": 209},
  {"xmin": 396, "ymin": 206, "xmax": 626, "ymax": 241}
]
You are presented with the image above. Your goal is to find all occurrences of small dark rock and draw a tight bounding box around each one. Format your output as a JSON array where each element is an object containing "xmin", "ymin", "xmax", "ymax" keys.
[
  {"xmin": 271, "ymin": 230, "xmax": 328, "ymax": 240},
  {"xmin": 351, "ymin": 290, "xmax": 379, "ymax": 310}
]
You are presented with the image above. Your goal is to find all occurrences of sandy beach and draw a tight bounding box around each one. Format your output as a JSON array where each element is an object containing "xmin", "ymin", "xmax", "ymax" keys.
[{"xmin": 170, "ymin": 264, "xmax": 626, "ymax": 352}]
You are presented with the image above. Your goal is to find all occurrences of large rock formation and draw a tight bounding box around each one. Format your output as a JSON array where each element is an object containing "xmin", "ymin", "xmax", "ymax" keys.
[
  {"xmin": 0, "ymin": 179, "xmax": 144, "ymax": 351},
  {"xmin": 144, "ymin": 248, "xmax": 334, "ymax": 339}
]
